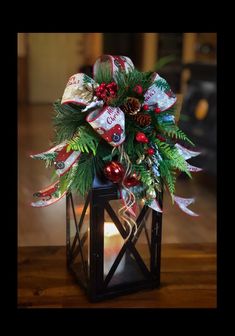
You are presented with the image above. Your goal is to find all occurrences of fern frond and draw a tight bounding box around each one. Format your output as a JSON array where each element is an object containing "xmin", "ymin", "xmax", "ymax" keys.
[
  {"xmin": 154, "ymin": 139, "xmax": 191, "ymax": 177},
  {"xmin": 67, "ymin": 125, "xmax": 100, "ymax": 155},
  {"xmin": 158, "ymin": 159, "xmax": 176, "ymax": 196},
  {"xmin": 158, "ymin": 123, "xmax": 195, "ymax": 146}
]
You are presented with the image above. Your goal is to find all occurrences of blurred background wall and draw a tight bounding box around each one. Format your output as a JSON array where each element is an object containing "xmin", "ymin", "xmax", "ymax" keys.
[{"xmin": 18, "ymin": 33, "xmax": 217, "ymax": 246}]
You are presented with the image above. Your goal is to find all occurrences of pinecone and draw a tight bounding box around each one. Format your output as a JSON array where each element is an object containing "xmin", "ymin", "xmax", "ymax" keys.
[
  {"xmin": 121, "ymin": 97, "xmax": 141, "ymax": 115},
  {"xmin": 132, "ymin": 113, "xmax": 152, "ymax": 127}
]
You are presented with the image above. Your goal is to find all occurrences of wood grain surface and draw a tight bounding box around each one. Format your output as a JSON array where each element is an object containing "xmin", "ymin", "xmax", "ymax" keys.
[{"xmin": 18, "ymin": 244, "xmax": 216, "ymax": 308}]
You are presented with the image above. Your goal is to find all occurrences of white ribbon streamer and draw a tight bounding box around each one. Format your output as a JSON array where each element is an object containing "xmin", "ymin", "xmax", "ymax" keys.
[
  {"xmin": 144, "ymin": 73, "xmax": 177, "ymax": 111},
  {"xmin": 30, "ymin": 141, "xmax": 67, "ymax": 159},
  {"xmin": 175, "ymin": 143, "xmax": 201, "ymax": 160},
  {"xmin": 148, "ymin": 199, "xmax": 163, "ymax": 213},
  {"xmin": 186, "ymin": 162, "xmax": 203, "ymax": 172},
  {"xmin": 173, "ymin": 196, "xmax": 199, "ymax": 217},
  {"xmin": 55, "ymin": 151, "xmax": 81, "ymax": 176}
]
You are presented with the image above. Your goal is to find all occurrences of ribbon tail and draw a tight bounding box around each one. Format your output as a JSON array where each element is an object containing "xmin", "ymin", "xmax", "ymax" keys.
[
  {"xmin": 175, "ymin": 143, "xmax": 201, "ymax": 160},
  {"xmin": 186, "ymin": 162, "xmax": 203, "ymax": 172},
  {"xmin": 55, "ymin": 149, "xmax": 81, "ymax": 177},
  {"xmin": 30, "ymin": 141, "xmax": 67, "ymax": 159},
  {"xmin": 144, "ymin": 73, "xmax": 177, "ymax": 111},
  {"xmin": 148, "ymin": 198, "xmax": 163, "ymax": 213},
  {"xmin": 31, "ymin": 181, "xmax": 66, "ymax": 208},
  {"xmin": 173, "ymin": 195, "xmax": 199, "ymax": 216}
]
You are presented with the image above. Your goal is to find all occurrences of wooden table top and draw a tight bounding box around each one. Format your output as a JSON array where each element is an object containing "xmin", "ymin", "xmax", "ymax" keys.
[{"xmin": 18, "ymin": 243, "xmax": 216, "ymax": 308}]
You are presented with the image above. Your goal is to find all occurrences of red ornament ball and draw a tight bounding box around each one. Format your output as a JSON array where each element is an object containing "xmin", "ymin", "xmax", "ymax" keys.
[
  {"xmin": 154, "ymin": 107, "xmax": 161, "ymax": 114},
  {"xmin": 142, "ymin": 104, "xmax": 149, "ymax": 111},
  {"xmin": 147, "ymin": 148, "xmax": 155, "ymax": 155},
  {"xmin": 103, "ymin": 161, "xmax": 125, "ymax": 183},
  {"xmin": 135, "ymin": 132, "xmax": 149, "ymax": 143},
  {"xmin": 133, "ymin": 85, "xmax": 143, "ymax": 95},
  {"xmin": 123, "ymin": 173, "xmax": 140, "ymax": 188}
]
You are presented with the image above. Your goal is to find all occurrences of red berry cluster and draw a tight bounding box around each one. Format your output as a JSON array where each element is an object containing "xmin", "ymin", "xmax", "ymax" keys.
[
  {"xmin": 95, "ymin": 82, "xmax": 118, "ymax": 101},
  {"xmin": 142, "ymin": 104, "xmax": 161, "ymax": 114}
]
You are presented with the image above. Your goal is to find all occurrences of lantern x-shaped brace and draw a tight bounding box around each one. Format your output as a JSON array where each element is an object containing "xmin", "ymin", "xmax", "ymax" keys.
[{"xmin": 67, "ymin": 189, "xmax": 162, "ymax": 293}]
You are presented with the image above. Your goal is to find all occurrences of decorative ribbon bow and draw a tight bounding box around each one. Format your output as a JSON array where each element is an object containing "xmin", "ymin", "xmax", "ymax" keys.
[{"xmin": 31, "ymin": 55, "xmax": 201, "ymax": 218}]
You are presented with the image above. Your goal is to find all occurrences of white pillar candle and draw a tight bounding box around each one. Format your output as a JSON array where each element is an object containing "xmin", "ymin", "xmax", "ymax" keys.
[{"xmin": 104, "ymin": 222, "xmax": 125, "ymax": 276}]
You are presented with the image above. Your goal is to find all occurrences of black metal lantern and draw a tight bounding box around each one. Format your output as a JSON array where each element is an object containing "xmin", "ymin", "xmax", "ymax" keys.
[{"xmin": 66, "ymin": 173, "xmax": 163, "ymax": 302}]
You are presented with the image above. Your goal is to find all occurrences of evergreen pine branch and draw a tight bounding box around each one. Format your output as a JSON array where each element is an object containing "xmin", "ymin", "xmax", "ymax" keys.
[
  {"xmin": 94, "ymin": 62, "xmax": 113, "ymax": 84},
  {"xmin": 53, "ymin": 99, "xmax": 88, "ymax": 143},
  {"xmin": 110, "ymin": 69, "xmax": 153, "ymax": 107},
  {"xmin": 95, "ymin": 140, "xmax": 114, "ymax": 162},
  {"xmin": 67, "ymin": 125, "xmax": 100, "ymax": 155},
  {"xmin": 70, "ymin": 153, "xmax": 95, "ymax": 197}
]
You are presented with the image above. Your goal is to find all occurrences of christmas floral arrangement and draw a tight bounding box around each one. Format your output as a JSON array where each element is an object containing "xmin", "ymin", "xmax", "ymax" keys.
[{"xmin": 31, "ymin": 55, "xmax": 201, "ymax": 231}]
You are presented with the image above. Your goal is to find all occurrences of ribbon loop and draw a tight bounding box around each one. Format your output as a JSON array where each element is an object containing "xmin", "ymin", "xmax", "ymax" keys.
[
  {"xmin": 144, "ymin": 73, "xmax": 177, "ymax": 111},
  {"xmin": 31, "ymin": 181, "xmax": 66, "ymax": 207},
  {"xmin": 61, "ymin": 73, "xmax": 96, "ymax": 106},
  {"xmin": 173, "ymin": 196, "xmax": 199, "ymax": 217},
  {"xmin": 86, "ymin": 106, "xmax": 125, "ymax": 147},
  {"xmin": 93, "ymin": 55, "xmax": 134, "ymax": 79}
]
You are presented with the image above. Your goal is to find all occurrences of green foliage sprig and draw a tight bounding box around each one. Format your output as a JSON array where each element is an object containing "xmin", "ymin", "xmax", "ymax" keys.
[
  {"xmin": 53, "ymin": 99, "xmax": 88, "ymax": 143},
  {"xmin": 67, "ymin": 125, "xmax": 100, "ymax": 155},
  {"xmin": 110, "ymin": 69, "xmax": 153, "ymax": 106},
  {"xmin": 36, "ymin": 63, "xmax": 196, "ymax": 203},
  {"xmin": 154, "ymin": 138, "xmax": 191, "ymax": 177}
]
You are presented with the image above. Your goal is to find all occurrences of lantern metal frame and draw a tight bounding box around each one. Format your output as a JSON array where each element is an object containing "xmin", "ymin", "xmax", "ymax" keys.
[{"xmin": 66, "ymin": 174, "xmax": 163, "ymax": 302}]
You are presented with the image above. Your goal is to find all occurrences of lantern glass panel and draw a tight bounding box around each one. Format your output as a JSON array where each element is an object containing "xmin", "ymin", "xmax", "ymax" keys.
[
  {"xmin": 107, "ymin": 251, "xmax": 146, "ymax": 288},
  {"xmin": 103, "ymin": 198, "xmax": 152, "ymax": 289}
]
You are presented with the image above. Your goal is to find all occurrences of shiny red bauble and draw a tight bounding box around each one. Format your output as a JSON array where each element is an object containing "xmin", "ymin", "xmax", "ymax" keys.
[
  {"xmin": 135, "ymin": 132, "xmax": 149, "ymax": 143},
  {"xmin": 103, "ymin": 161, "xmax": 125, "ymax": 183},
  {"xmin": 123, "ymin": 173, "xmax": 140, "ymax": 188}
]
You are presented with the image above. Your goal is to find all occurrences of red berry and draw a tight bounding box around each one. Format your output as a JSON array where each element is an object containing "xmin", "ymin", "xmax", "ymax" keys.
[
  {"xmin": 147, "ymin": 148, "xmax": 155, "ymax": 155},
  {"xmin": 142, "ymin": 104, "xmax": 149, "ymax": 111},
  {"xmin": 136, "ymin": 132, "xmax": 149, "ymax": 143},
  {"xmin": 154, "ymin": 107, "xmax": 161, "ymax": 114},
  {"xmin": 133, "ymin": 85, "xmax": 143, "ymax": 95}
]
